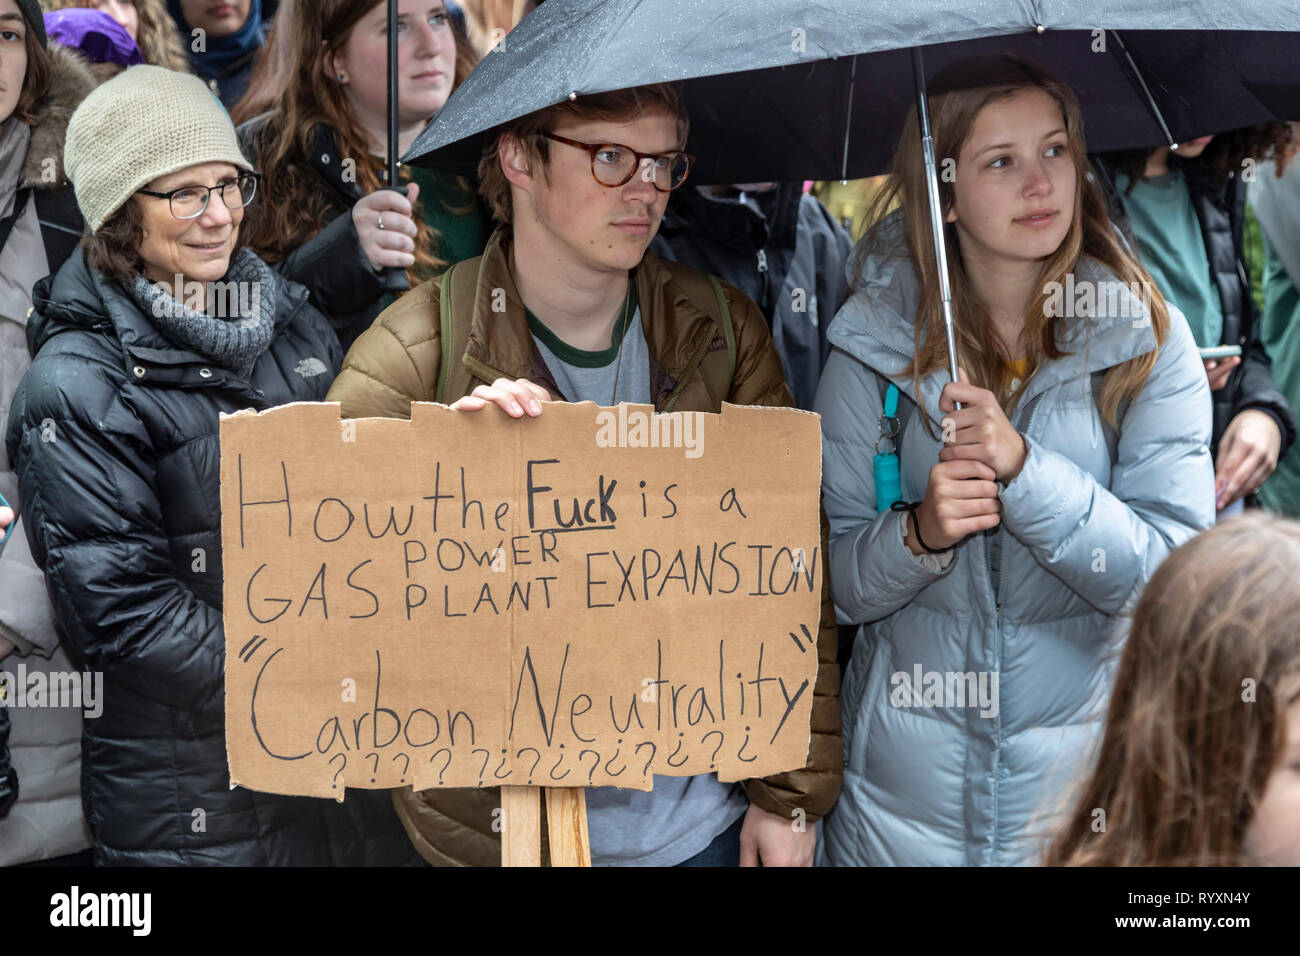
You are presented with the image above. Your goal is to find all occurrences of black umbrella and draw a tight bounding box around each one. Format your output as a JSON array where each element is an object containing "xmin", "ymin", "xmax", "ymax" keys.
[
  {"xmin": 404, "ymin": 1, "xmax": 1300, "ymax": 182},
  {"xmin": 404, "ymin": 0, "xmax": 1300, "ymax": 391}
]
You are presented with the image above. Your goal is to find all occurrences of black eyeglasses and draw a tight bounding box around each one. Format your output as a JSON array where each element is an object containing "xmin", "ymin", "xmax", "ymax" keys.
[
  {"xmin": 541, "ymin": 133, "xmax": 695, "ymax": 192},
  {"xmin": 136, "ymin": 172, "xmax": 260, "ymax": 220}
]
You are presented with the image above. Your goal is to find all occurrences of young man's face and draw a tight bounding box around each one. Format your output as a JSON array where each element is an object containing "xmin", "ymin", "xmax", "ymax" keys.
[{"xmin": 515, "ymin": 108, "xmax": 681, "ymax": 274}]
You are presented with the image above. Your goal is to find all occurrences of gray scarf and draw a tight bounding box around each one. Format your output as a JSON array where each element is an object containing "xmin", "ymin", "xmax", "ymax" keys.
[{"xmin": 128, "ymin": 247, "xmax": 277, "ymax": 379}]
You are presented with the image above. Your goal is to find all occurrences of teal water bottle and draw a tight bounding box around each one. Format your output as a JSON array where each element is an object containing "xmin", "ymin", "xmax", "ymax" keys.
[{"xmin": 874, "ymin": 383, "xmax": 902, "ymax": 515}]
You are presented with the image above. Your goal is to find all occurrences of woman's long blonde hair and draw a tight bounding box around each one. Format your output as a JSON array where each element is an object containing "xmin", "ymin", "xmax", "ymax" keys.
[
  {"xmin": 859, "ymin": 55, "xmax": 1169, "ymax": 427},
  {"xmin": 1045, "ymin": 513, "xmax": 1300, "ymax": 866}
]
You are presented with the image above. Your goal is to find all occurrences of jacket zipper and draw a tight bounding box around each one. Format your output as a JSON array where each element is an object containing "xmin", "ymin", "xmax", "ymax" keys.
[
  {"xmin": 983, "ymin": 390, "xmax": 1045, "ymax": 863},
  {"xmin": 988, "ymin": 394, "xmax": 1044, "ymax": 619}
]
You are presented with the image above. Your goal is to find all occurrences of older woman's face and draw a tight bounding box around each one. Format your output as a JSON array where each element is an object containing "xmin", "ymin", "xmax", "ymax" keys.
[
  {"xmin": 134, "ymin": 162, "xmax": 244, "ymax": 287},
  {"xmin": 0, "ymin": 0, "xmax": 30, "ymax": 125}
]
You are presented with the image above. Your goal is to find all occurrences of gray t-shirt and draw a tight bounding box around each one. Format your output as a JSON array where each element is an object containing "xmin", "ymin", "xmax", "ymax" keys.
[
  {"xmin": 532, "ymin": 309, "xmax": 652, "ymax": 407},
  {"xmin": 527, "ymin": 298, "xmax": 749, "ymax": 866}
]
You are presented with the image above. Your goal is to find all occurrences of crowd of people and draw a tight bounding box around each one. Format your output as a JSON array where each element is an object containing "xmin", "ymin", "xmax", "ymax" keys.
[{"xmin": 0, "ymin": 0, "xmax": 1297, "ymax": 868}]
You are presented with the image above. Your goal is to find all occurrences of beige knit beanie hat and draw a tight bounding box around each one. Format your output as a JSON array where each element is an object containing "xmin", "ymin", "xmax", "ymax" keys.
[{"xmin": 65, "ymin": 65, "xmax": 254, "ymax": 234}]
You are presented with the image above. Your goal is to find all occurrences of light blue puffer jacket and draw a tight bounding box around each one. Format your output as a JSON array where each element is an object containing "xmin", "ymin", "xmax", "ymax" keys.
[{"xmin": 816, "ymin": 221, "xmax": 1215, "ymax": 866}]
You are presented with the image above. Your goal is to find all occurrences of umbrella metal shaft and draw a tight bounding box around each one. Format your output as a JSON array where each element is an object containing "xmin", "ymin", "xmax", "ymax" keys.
[{"xmin": 912, "ymin": 49, "xmax": 963, "ymax": 407}]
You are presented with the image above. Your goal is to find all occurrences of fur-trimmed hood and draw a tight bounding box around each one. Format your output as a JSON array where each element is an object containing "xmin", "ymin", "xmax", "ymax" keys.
[{"xmin": 19, "ymin": 42, "xmax": 98, "ymax": 190}]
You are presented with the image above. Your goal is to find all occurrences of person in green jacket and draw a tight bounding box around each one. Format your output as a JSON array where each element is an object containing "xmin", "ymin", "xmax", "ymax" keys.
[{"xmin": 1250, "ymin": 154, "xmax": 1300, "ymax": 516}]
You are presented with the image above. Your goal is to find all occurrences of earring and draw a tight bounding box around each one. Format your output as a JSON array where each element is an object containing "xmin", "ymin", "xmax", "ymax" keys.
[{"xmin": 337, "ymin": 73, "xmax": 345, "ymax": 82}]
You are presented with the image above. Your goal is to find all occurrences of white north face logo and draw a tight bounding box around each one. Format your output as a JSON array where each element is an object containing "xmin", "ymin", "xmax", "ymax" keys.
[{"xmin": 295, "ymin": 357, "xmax": 328, "ymax": 378}]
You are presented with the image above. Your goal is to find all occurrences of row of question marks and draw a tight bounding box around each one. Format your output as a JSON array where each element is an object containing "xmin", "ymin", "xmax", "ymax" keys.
[{"xmin": 326, "ymin": 728, "xmax": 755, "ymax": 790}]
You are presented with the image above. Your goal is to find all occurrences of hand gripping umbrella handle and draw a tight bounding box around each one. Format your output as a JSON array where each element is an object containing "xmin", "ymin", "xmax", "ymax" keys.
[{"xmin": 376, "ymin": 185, "xmax": 411, "ymax": 294}]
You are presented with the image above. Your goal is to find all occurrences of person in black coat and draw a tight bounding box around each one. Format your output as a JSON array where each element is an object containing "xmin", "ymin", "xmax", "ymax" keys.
[
  {"xmin": 650, "ymin": 181, "xmax": 852, "ymax": 410},
  {"xmin": 1, "ymin": 503, "xmax": 17, "ymax": 824},
  {"xmin": 0, "ymin": 4, "xmax": 98, "ymax": 866},
  {"xmin": 1094, "ymin": 126, "xmax": 1299, "ymax": 513},
  {"xmin": 231, "ymin": 0, "xmax": 489, "ymax": 352},
  {"xmin": 5, "ymin": 63, "xmax": 418, "ymax": 865}
]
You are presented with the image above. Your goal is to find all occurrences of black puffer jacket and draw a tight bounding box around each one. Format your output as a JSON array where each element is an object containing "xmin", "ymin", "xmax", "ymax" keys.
[
  {"xmin": 651, "ymin": 183, "xmax": 852, "ymax": 410},
  {"xmin": 4, "ymin": 248, "xmax": 419, "ymax": 866},
  {"xmin": 237, "ymin": 118, "xmax": 386, "ymax": 352},
  {"xmin": 0, "ymin": 705, "xmax": 15, "ymax": 820},
  {"xmin": 1093, "ymin": 155, "xmax": 1298, "ymax": 457}
]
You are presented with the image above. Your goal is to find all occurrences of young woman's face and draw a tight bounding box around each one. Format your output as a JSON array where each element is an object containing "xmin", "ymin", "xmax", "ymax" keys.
[
  {"xmin": 178, "ymin": 0, "xmax": 251, "ymax": 38},
  {"xmin": 945, "ymin": 88, "xmax": 1076, "ymax": 269},
  {"xmin": 91, "ymin": 0, "xmax": 139, "ymax": 40},
  {"xmin": 331, "ymin": 0, "xmax": 457, "ymax": 134},
  {"xmin": 1243, "ymin": 697, "xmax": 1300, "ymax": 865},
  {"xmin": 0, "ymin": 0, "xmax": 29, "ymax": 125}
]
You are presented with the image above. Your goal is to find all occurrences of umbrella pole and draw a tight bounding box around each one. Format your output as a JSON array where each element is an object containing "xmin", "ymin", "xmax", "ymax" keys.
[
  {"xmin": 381, "ymin": 0, "xmax": 411, "ymax": 293},
  {"xmin": 911, "ymin": 49, "xmax": 962, "ymax": 405},
  {"xmin": 839, "ymin": 55, "xmax": 858, "ymax": 183},
  {"xmin": 1107, "ymin": 31, "xmax": 1178, "ymax": 149}
]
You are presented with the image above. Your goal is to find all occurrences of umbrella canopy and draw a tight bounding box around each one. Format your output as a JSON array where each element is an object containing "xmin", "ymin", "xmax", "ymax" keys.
[{"xmin": 406, "ymin": 0, "xmax": 1300, "ymax": 183}]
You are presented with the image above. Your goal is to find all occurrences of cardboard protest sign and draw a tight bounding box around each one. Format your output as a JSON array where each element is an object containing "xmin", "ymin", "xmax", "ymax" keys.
[{"xmin": 219, "ymin": 401, "xmax": 822, "ymax": 799}]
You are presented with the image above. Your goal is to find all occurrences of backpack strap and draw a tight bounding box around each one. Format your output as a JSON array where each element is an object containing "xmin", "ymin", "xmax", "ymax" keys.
[
  {"xmin": 435, "ymin": 260, "xmax": 483, "ymax": 405},
  {"xmin": 0, "ymin": 189, "xmax": 32, "ymax": 258},
  {"xmin": 706, "ymin": 274, "xmax": 736, "ymax": 381},
  {"xmin": 665, "ymin": 265, "xmax": 737, "ymax": 383},
  {"xmin": 436, "ymin": 264, "xmax": 457, "ymax": 405},
  {"xmin": 33, "ymin": 188, "xmax": 85, "ymax": 273}
]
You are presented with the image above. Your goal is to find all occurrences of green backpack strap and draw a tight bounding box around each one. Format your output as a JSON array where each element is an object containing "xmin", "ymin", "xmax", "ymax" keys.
[
  {"xmin": 436, "ymin": 262, "xmax": 461, "ymax": 405},
  {"xmin": 706, "ymin": 274, "xmax": 736, "ymax": 381}
]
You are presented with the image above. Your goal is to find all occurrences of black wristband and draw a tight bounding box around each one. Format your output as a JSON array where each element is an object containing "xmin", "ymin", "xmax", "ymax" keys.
[{"xmin": 890, "ymin": 500, "xmax": 948, "ymax": 555}]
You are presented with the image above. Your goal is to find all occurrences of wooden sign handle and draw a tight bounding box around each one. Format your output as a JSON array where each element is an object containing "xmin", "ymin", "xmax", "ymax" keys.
[
  {"xmin": 544, "ymin": 787, "xmax": 591, "ymax": 867},
  {"xmin": 500, "ymin": 785, "xmax": 590, "ymax": 867}
]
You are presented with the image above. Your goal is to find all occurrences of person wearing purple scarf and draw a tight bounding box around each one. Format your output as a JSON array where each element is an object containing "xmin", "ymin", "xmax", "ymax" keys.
[
  {"xmin": 44, "ymin": 8, "xmax": 145, "ymax": 69},
  {"xmin": 166, "ymin": 0, "xmax": 275, "ymax": 107}
]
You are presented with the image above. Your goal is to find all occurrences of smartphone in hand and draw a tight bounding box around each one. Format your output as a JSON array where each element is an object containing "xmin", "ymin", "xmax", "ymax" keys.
[{"xmin": 1199, "ymin": 345, "xmax": 1243, "ymax": 361}]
